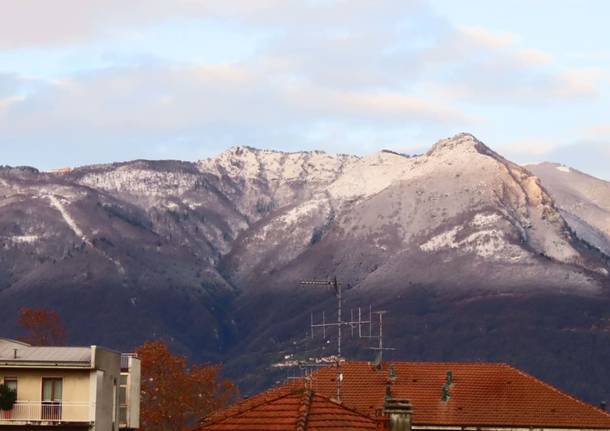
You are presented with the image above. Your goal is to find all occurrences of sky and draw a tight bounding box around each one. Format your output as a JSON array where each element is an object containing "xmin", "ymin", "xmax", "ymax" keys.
[{"xmin": 1, "ymin": 0, "xmax": 609, "ymax": 179}]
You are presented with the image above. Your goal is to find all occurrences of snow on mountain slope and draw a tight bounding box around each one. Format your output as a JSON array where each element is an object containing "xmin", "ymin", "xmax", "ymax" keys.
[
  {"xmin": 225, "ymin": 134, "xmax": 607, "ymax": 292},
  {"xmin": 65, "ymin": 160, "xmax": 250, "ymax": 255},
  {"xmin": 199, "ymin": 146, "xmax": 357, "ymax": 224},
  {"xmin": 3, "ymin": 134, "xmax": 610, "ymax": 405},
  {"xmin": 327, "ymin": 150, "xmax": 414, "ymax": 199},
  {"xmin": 526, "ymin": 162, "xmax": 610, "ymax": 257},
  {"xmin": 0, "ymin": 164, "xmax": 238, "ymax": 359},
  {"xmin": 74, "ymin": 161, "xmax": 203, "ymax": 197},
  {"xmin": 200, "ymin": 146, "xmax": 357, "ymax": 183},
  {"xmin": 4, "ymin": 135, "xmax": 607, "ymax": 296}
]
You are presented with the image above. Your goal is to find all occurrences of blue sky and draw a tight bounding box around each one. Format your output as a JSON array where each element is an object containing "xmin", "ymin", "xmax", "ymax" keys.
[{"xmin": 1, "ymin": 0, "xmax": 609, "ymax": 179}]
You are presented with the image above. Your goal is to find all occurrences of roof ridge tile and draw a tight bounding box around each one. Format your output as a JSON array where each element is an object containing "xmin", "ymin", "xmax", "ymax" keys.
[{"xmin": 295, "ymin": 390, "xmax": 312, "ymax": 431}]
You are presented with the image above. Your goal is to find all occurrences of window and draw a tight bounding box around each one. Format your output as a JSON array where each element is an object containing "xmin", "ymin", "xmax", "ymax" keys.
[
  {"xmin": 3, "ymin": 378, "xmax": 17, "ymax": 396},
  {"xmin": 41, "ymin": 378, "xmax": 62, "ymax": 420},
  {"xmin": 119, "ymin": 374, "xmax": 128, "ymax": 425},
  {"xmin": 2, "ymin": 378, "xmax": 17, "ymax": 404},
  {"xmin": 112, "ymin": 378, "xmax": 117, "ymax": 427},
  {"xmin": 42, "ymin": 378, "xmax": 62, "ymax": 402}
]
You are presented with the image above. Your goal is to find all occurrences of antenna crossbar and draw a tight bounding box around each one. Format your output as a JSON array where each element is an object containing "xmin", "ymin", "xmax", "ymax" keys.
[{"xmin": 284, "ymin": 277, "xmax": 397, "ymax": 401}]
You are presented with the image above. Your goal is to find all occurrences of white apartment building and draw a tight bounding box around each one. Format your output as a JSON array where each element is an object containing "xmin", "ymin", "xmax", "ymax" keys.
[{"xmin": 0, "ymin": 338, "xmax": 140, "ymax": 431}]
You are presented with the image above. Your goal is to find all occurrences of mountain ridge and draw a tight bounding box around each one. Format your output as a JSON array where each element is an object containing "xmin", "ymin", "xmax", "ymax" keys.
[{"xmin": 1, "ymin": 133, "xmax": 609, "ymax": 403}]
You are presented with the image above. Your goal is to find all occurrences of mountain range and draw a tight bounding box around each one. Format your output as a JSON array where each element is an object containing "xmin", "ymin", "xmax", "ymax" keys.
[{"xmin": 1, "ymin": 133, "xmax": 609, "ymax": 402}]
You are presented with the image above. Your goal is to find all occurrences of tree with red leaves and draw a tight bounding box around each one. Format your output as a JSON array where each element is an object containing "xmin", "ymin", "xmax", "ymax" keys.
[
  {"xmin": 136, "ymin": 340, "xmax": 238, "ymax": 431},
  {"xmin": 18, "ymin": 307, "xmax": 67, "ymax": 346}
]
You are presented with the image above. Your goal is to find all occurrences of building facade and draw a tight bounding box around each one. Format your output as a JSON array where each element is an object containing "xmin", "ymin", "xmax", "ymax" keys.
[{"xmin": 0, "ymin": 338, "xmax": 140, "ymax": 431}]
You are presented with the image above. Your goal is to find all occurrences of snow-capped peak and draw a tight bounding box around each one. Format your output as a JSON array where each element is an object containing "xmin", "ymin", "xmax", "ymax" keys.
[
  {"xmin": 426, "ymin": 133, "xmax": 497, "ymax": 159},
  {"xmin": 199, "ymin": 146, "xmax": 358, "ymax": 183}
]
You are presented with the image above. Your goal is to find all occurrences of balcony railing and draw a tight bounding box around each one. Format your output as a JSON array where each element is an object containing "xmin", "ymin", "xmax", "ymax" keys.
[{"xmin": 0, "ymin": 401, "xmax": 94, "ymax": 424}]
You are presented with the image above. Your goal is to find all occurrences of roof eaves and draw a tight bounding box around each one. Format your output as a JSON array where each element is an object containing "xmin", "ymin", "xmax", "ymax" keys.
[
  {"xmin": 502, "ymin": 364, "xmax": 610, "ymax": 422},
  {"xmin": 0, "ymin": 360, "xmax": 91, "ymax": 368}
]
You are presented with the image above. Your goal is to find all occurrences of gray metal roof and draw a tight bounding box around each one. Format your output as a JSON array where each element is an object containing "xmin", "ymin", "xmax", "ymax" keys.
[{"xmin": 0, "ymin": 338, "xmax": 91, "ymax": 364}]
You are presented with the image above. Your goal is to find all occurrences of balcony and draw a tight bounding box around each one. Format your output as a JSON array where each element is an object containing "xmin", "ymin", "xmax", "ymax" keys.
[{"xmin": 0, "ymin": 402, "xmax": 94, "ymax": 425}]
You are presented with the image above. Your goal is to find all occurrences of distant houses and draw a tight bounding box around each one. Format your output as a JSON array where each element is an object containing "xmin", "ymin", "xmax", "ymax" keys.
[
  {"xmin": 0, "ymin": 338, "xmax": 140, "ymax": 430},
  {"xmin": 198, "ymin": 360, "xmax": 610, "ymax": 431}
]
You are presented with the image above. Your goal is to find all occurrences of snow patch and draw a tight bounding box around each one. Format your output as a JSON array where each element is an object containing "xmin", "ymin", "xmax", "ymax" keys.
[
  {"xmin": 420, "ymin": 226, "xmax": 461, "ymax": 252},
  {"xmin": 48, "ymin": 194, "xmax": 126, "ymax": 275},
  {"xmin": 255, "ymin": 198, "xmax": 329, "ymax": 242},
  {"xmin": 280, "ymin": 200, "xmax": 322, "ymax": 225},
  {"xmin": 471, "ymin": 212, "xmax": 502, "ymax": 228},
  {"xmin": 328, "ymin": 151, "xmax": 414, "ymax": 199},
  {"xmin": 184, "ymin": 199, "xmax": 202, "ymax": 210},
  {"xmin": 373, "ymin": 237, "xmax": 388, "ymax": 251},
  {"xmin": 462, "ymin": 230, "xmax": 506, "ymax": 258},
  {"xmin": 79, "ymin": 168, "xmax": 200, "ymax": 196},
  {"xmin": 13, "ymin": 235, "xmax": 38, "ymax": 243},
  {"xmin": 4, "ymin": 235, "xmax": 39, "ymax": 244},
  {"xmin": 556, "ymin": 166, "xmax": 571, "ymax": 173},
  {"xmin": 48, "ymin": 195, "xmax": 89, "ymax": 243},
  {"xmin": 200, "ymin": 146, "xmax": 358, "ymax": 184},
  {"xmin": 421, "ymin": 225, "xmax": 526, "ymax": 261}
]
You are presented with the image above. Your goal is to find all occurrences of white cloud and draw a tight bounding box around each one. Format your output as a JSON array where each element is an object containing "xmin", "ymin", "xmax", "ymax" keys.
[
  {"xmin": 420, "ymin": 26, "xmax": 600, "ymax": 104},
  {"xmin": 0, "ymin": 63, "xmax": 467, "ymax": 142},
  {"xmin": 516, "ymin": 48, "xmax": 554, "ymax": 66},
  {"xmin": 0, "ymin": 0, "xmax": 605, "ymax": 173},
  {"xmin": 0, "ymin": 95, "xmax": 25, "ymax": 110},
  {"xmin": 459, "ymin": 26, "xmax": 516, "ymax": 49},
  {"xmin": 585, "ymin": 124, "xmax": 610, "ymax": 139},
  {"xmin": 0, "ymin": 0, "xmax": 424, "ymax": 48},
  {"xmin": 552, "ymin": 68, "xmax": 603, "ymax": 98},
  {"xmin": 507, "ymin": 139, "xmax": 558, "ymax": 157},
  {"xmin": 0, "ymin": 73, "xmax": 23, "ymax": 98}
]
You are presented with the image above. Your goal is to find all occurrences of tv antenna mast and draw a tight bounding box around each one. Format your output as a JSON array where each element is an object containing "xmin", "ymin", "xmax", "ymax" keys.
[
  {"xmin": 274, "ymin": 277, "xmax": 396, "ymax": 402},
  {"xmin": 365, "ymin": 311, "xmax": 396, "ymax": 366},
  {"xmin": 301, "ymin": 276, "xmax": 380, "ymax": 401},
  {"xmin": 301, "ymin": 277, "xmax": 371, "ymax": 359}
]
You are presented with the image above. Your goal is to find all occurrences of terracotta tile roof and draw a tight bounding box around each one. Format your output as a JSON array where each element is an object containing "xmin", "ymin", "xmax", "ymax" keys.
[
  {"xmin": 309, "ymin": 361, "xmax": 610, "ymax": 429},
  {"xmin": 199, "ymin": 386, "xmax": 377, "ymax": 431}
]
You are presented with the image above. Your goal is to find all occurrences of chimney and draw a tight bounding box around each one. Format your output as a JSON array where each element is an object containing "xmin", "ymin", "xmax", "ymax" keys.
[
  {"xmin": 600, "ymin": 401, "xmax": 607, "ymax": 411},
  {"xmin": 379, "ymin": 363, "xmax": 413, "ymax": 431},
  {"xmin": 13, "ymin": 349, "xmax": 18, "ymax": 359},
  {"xmin": 383, "ymin": 398, "xmax": 413, "ymax": 431},
  {"xmin": 441, "ymin": 370, "xmax": 453, "ymax": 401}
]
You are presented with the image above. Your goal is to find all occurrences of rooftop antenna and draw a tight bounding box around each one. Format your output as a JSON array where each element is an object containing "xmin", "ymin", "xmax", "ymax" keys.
[
  {"xmin": 300, "ymin": 276, "xmax": 374, "ymax": 401},
  {"xmin": 363, "ymin": 310, "xmax": 396, "ymax": 367},
  {"xmin": 303, "ymin": 277, "xmax": 374, "ymax": 357},
  {"xmin": 275, "ymin": 277, "xmax": 393, "ymax": 401}
]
